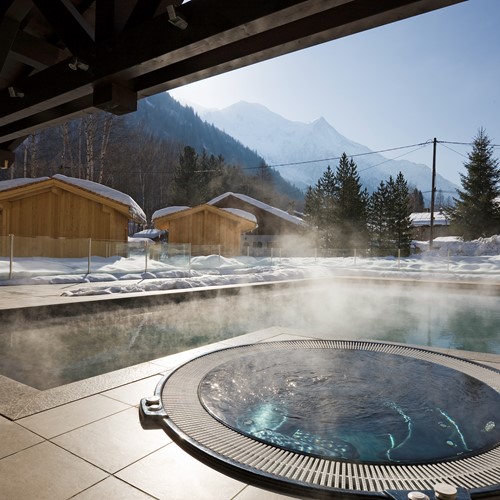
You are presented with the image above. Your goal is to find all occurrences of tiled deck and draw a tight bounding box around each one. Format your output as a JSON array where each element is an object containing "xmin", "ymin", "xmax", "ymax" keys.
[{"xmin": 0, "ymin": 283, "xmax": 499, "ymax": 499}]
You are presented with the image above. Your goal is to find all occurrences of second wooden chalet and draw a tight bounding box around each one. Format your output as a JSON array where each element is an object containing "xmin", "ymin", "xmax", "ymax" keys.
[{"xmin": 152, "ymin": 204, "xmax": 257, "ymax": 256}]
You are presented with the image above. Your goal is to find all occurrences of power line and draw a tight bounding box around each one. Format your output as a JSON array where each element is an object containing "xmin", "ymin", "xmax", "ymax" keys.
[{"xmin": 267, "ymin": 141, "xmax": 433, "ymax": 169}]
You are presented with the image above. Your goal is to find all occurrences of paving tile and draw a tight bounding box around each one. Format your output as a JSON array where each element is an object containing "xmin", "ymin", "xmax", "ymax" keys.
[
  {"xmin": 234, "ymin": 485, "xmax": 298, "ymax": 499},
  {"xmin": 17, "ymin": 394, "xmax": 129, "ymax": 439},
  {"xmin": 116, "ymin": 442, "xmax": 246, "ymax": 500},
  {"xmin": 103, "ymin": 375, "xmax": 163, "ymax": 406},
  {"xmin": 0, "ymin": 415, "xmax": 43, "ymax": 459},
  {"xmin": 52, "ymin": 406, "xmax": 171, "ymax": 473},
  {"xmin": 0, "ymin": 441, "xmax": 107, "ymax": 500},
  {"xmin": 73, "ymin": 476, "xmax": 154, "ymax": 499}
]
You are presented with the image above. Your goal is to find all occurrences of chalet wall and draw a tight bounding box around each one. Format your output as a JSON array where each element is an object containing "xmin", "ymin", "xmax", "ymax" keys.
[
  {"xmin": 0, "ymin": 185, "xmax": 130, "ymax": 257},
  {"xmin": 165, "ymin": 209, "xmax": 243, "ymax": 256}
]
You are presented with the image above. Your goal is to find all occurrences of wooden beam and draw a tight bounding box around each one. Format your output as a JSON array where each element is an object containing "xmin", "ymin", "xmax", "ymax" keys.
[
  {"xmin": 11, "ymin": 31, "xmax": 67, "ymax": 70},
  {"xmin": 95, "ymin": 0, "xmax": 116, "ymax": 43},
  {"xmin": 31, "ymin": 0, "xmax": 95, "ymax": 55},
  {"xmin": 0, "ymin": 16, "xmax": 19, "ymax": 73},
  {"xmin": 123, "ymin": 0, "xmax": 162, "ymax": 32},
  {"xmin": 93, "ymin": 82, "xmax": 137, "ymax": 115},
  {"xmin": 0, "ymin": 0, "xmax": 467, "ymax": 146}
]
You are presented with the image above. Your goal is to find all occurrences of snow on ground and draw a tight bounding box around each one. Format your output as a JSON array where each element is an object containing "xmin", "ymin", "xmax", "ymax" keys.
[{"xmin": 1, "ymin": 236, "xmax": 500, "ymax": 297}]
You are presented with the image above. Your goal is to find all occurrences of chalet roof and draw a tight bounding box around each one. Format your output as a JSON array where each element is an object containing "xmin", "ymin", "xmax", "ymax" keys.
[
  {"xmin": 410, "ymin": 211, "xmax": 450, "ymax": 226},
  {"xmin": 0, "ymin": 175, "xmax": 146, "ymax": 224},
  {"xmin": 152, "ymin": 204, "xmax": 257, "ymax": 232},
  {"xmin": 208, "ymin": 192, "xmax": 306, "ymax": 227},
  {"xmin": 152, "ymin": 206, "xmax": 191, "ymax": 221}
]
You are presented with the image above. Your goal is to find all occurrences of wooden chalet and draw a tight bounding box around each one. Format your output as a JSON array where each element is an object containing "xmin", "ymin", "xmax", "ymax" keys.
[
  {"xmin": 0, "ymin": 174, "xmax": 146, "ymax": 258},
  {"xmin": 208, "ymin": 192, "xmax": 311, "ymax": 254},
  {"xmin": 152, "ymin": 204, "xmax": 257, "ymax": 257}
]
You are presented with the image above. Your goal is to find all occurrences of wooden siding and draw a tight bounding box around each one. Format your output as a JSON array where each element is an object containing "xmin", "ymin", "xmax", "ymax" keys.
[
  {"xmin": 155, "ymin": 205, "xmax": 255, "ymax": 256},
  {"xmin": 0, "ymin": 180, "xmax": 133, "ymax": 257}
]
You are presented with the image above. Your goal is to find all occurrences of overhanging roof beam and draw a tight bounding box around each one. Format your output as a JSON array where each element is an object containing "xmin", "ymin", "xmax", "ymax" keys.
[
  {"xmin": 31, "ymin": 0, "xmax": 95, "ymax": 55},
  {"xmin": 0, "ymin": 93, "xmax": 95, "ymax": 143},
  {"xmin": 95, "ymin": 0, "xmax": 115, "ymax": 43},
  {"xmin": 0, "ymin": 16, "xmax": 19, "ymax": 73},
  {"xmin": 133, "ymin": 0, "xmax": 465, "ymax": 95},
  {"xmin": 11, "ymin": 31, "xmax": 67, "ymax": 70},
  {"xmin": 123, "ymin": 0, "xmax": 163, "ymax": 32}
]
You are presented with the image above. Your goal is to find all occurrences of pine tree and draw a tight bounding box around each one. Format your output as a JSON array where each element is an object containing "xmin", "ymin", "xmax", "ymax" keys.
[
  {"xmin": 334, "ymin": 153, "xmax": 369, "ymax": 250},
  {"xmin": 389, "ymin": 172, "xmax": 412, "ymax": 255},
  {"xmin": 409, "ymin": 187, "xmax": 425, "ymax": 212},
  {"xmin": 451, "ymin": 128, "xmax": 500, "ymax": 239},
  {"xmin": 316, "ymin": 165, "xmax": 337, "ymax": 248},
  {"xmin": 368, "ymin": 173, "xmax": 412, "ymax": 256},
  {"xmin": 368, "ymin": 181, "xmax": 390, "ymax": 254},
  {"xmin": 303, "ymin": 166, "xmax": 337, "ymax": 249},
  {"xmin": 170, "ymin": 146, "xmax": 205, "ymax": 205}
]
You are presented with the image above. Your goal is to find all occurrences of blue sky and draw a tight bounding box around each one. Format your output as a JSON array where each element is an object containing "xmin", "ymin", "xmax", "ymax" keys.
[{"xmin": 170, "ymin": 0, "xmax": 500, "ymax": 186}]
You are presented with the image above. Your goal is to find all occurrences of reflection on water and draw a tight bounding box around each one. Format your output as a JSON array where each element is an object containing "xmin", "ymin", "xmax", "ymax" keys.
[{"xmin": 1, "ymin": 283, "xmax": 499, "ymax": 389}]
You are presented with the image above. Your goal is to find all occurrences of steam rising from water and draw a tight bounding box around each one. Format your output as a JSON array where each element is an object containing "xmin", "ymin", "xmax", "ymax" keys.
[{"xmin": 1, "ymin": 281, "xmax": 499, "ymax": 389}]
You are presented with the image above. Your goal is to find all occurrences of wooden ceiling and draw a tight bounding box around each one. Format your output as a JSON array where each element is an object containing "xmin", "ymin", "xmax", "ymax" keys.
[{"xmin": 0, "ymin": 0, "xmax": 466, "ymax": 168}]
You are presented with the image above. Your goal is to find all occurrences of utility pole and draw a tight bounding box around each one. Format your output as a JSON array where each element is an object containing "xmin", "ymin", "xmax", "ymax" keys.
[{"xmin": 429, "ymin": 138, "xmax": 437, "ymax": 249}]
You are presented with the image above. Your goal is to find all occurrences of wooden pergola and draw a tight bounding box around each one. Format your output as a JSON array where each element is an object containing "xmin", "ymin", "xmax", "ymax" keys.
[{"xmin": 0, "ymin": 0, "xmax": 466, "ymax": 169}]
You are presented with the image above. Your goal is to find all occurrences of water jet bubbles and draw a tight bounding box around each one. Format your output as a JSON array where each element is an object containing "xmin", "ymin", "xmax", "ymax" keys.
[{"xmin": 483, "ymin": 421, "xmax": 495, "ymax": 432}]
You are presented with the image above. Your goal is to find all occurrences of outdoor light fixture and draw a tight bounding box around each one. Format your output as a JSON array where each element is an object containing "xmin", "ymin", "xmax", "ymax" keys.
[
  {"xmin": 167, "ymin": 5, "xmax": 188, "ymax": 29},
  {"xmin": 68, "ymin": 57, "xmax": 90, "ymax": 71},
  {"xmin": 7, "ymin": 86, "xmax": 24, "ymax": 98}
]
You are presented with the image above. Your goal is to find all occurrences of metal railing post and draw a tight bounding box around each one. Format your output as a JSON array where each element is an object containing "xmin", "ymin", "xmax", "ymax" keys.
[
  {"xmin": 88, "ymin": 238, "xmax": 92, "ymax": 274},
  {"xmin": 9, "ymin": 234, "xmax": 14, "ymax": 279}
]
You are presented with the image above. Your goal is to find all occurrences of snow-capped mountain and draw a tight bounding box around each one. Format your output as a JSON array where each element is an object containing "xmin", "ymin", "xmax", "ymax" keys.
[{"xmin": 200, "ymin": 101, "xmax": 458, "ymax": 202}]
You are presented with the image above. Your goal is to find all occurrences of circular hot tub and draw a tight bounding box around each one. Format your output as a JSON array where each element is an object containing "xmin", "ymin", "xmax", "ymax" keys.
[{"xmin": 140, "ymin": 340, "xmax": 500, "ymax": 498}]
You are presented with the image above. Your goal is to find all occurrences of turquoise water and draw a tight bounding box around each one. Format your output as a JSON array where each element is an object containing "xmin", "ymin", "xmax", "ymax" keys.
[
  {"xmin": 1, "ymin": 282, "xmax": 499, "ymax": 389},
  {"xmin": 199, "ymin": 349, "xmax": 500, "ymax": 464}
]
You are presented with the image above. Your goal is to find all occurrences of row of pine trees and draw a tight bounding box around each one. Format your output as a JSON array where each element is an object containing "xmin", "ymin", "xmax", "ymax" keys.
[
  {"xmin": 304, "ymin": 129, "xmax": 500, "ymax": 253},
  {"xmin": 304, "ymin": 154, "xmax": 413, "ymax": 254}
]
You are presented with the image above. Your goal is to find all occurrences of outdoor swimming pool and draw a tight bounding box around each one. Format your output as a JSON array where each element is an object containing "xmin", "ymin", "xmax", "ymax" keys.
[{"xmin": 1, "ymin": 281, "xmax": 499, "ymax": 390}]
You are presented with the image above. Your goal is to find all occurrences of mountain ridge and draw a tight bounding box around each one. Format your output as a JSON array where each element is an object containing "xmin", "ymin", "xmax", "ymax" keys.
[{"xmin": 199, "ymin": 101, "xmax": 458, "ymax": 204}]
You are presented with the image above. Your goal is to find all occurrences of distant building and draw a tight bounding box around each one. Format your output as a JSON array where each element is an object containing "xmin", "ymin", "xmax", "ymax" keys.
[
  {"xmin": 410, "ymin": 211, "xmax": 451, "ymax": 240},
  {"xmin": 152, "ymin": 204, "xmax": 257, "ymax": 256},
  {"xmin": 0, "ymin": 174, "xmax": 146, "ymax": 257},
  {"xmin": 208, "ymin": 192, "xmax": 312, "ymax": 255}
]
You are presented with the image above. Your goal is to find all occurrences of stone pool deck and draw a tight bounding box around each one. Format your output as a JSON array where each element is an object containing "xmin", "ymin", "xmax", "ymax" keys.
[{"xmin": 0, "ymin": 282, "xmax": 499, "ymax": 499}]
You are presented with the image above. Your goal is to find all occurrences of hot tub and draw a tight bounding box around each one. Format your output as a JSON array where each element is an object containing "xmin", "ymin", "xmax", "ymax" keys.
[{"xmin": 140, "ymin": 340, "xmax": 500, "ymax": 498}]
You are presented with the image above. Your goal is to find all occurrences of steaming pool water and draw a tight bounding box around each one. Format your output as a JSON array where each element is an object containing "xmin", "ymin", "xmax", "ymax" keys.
[
  {"xmin": 1, "ymin": 282, "xmax": 500, "ymax": 390},
  {"xmin": 199, "ymin": 348, "xmax": 500, "ymax": 464}
]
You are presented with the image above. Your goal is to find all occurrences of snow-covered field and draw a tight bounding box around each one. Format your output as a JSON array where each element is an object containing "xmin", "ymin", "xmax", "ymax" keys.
[{"xmin": 1, "ymin": 236, "xmax": 500, "ymax": 297}]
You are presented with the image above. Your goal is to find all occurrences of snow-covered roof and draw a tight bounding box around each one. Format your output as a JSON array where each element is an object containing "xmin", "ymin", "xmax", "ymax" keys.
[
  {"xmin": 53, "ymin": 175, "xmax": 146, "ymax": 223},
  {"xmin": 221, "ymin": 208, "xmax": 257, "ymax": 224},
  {"xmin": 152, "ymin": 206, "xmax": 190, "ymax": 221},
  {"xmin": 0, "ymin": 176, "xmax": 49, "ymax": 192},
  {"xmin": 410, "ymin": 211, "xmax": 450, "ymax": 226},
  {"xmin": 208, "ymin": 192, "xmax": 306, "ymax": 226},
  {"xmin": 0, "ymin": 175, "xmax": 146, "ymax": 223}
]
